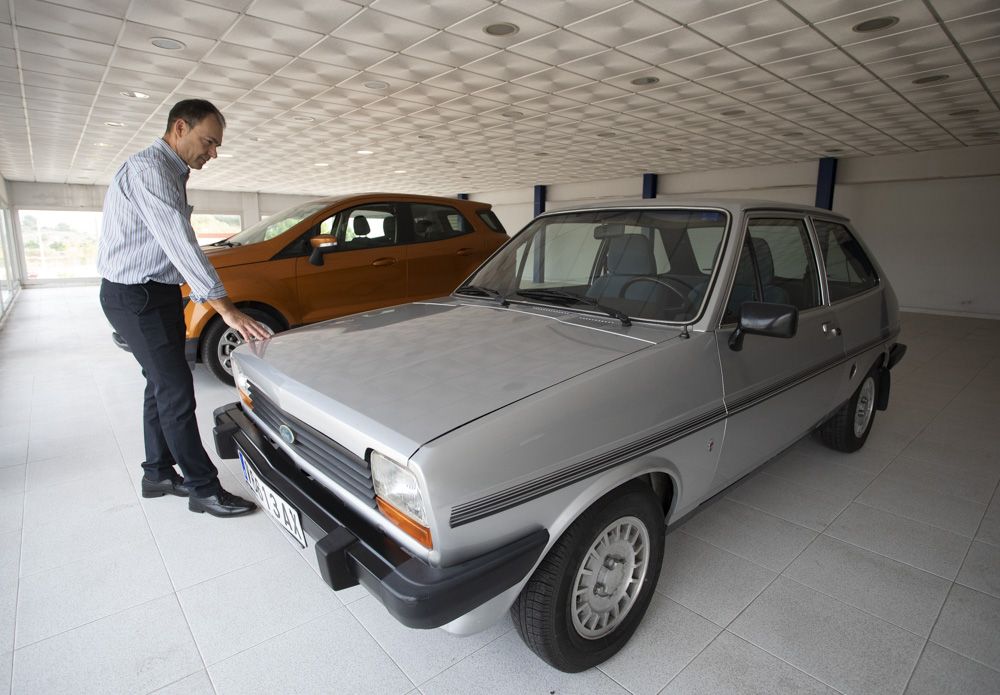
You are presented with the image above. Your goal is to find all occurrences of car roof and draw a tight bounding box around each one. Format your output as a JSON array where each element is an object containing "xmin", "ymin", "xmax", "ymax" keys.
[
  {"xmin": 545, "ymin": 197, "xmax": 850, "ymax": 220},
  {"xmin": 308, "ymin": 192, "xmax": 491, "ymax": 208}
]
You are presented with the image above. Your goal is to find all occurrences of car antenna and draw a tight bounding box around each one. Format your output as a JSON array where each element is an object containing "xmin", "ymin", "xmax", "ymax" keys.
[{"xmin": 679, "ymin": 323, "xmax": 691, "ymax": 339}]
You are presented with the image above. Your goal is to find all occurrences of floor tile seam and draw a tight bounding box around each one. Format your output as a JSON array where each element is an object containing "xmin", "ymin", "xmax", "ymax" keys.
[
  {"xmin": 850, "ymin": 487, "xmax": 982, "ymax": 540},
  {"xmin": 199, "ymin": 606, "xmax": 347, "ymax": 675},
  {"xmin": 874, "ymin": 465, "xmax": 997, "ymax": 508},
  {"xmin": 819, "ymin": 523, "xmax": 968, "ymax": 583},
  {"xmin": 761, "ymin": 458, "xmax": 884, "ymax": 501},
  {"xmin": 163, "ymin": 540, "xmax": 301, "ymax": 594},
  {"xmin": 395, "ymin": 622, "xmax": 517, "ymax": 690},
  {"xmin": 7, "ymin": 487, "xmax": 26, "ymax": 695},
  {"xmin": 341, "ymin": 597, "xmax": 439, "ymax": 689},
  {"xmin": 140, "ymin": 666, "xmax": 211, "ymax": 695},
  {"xmin": 671, "ymin": 524, "xmax": 799, "ymax": 576},
  {"xmin": 720, "ymin": 488, "xmax": 835, "ymax": 533},
  {"xmin": 172, "ymin": 546, "xmax": 311, "ymax": 600},
  {"xmin": 902, "ymin": 581, "xmax": 964, "ymax": 695},
  {"xmin": 16, "ymin": 532, "xmax": 163, "ymax": 582},
  {"xmin": 10, "ymin": 591, "xmax": 184, "ymax": 654},
  {"xmin": 924, "ymin": 638, "xmax": 1000, "ymax": 675}
]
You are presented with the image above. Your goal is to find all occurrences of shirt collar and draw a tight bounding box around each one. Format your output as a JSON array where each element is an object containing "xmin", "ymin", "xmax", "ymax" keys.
[{"xmin": 152, "ymin": 137, "xmax": 190, "ymax": 178}]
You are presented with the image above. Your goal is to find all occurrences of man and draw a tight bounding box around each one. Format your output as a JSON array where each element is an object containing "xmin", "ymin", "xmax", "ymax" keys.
[{"xmin": 98, "ymin": 99, "xmax": 269, "ymax": 517}]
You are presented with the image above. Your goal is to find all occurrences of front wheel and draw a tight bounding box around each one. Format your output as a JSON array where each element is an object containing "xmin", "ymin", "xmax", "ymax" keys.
[
  {"xmin": 510, "ymin": 481, "xmax": 664, "ymax": 672},
  {"xmin": 201, "ymin": 308, "xmax": 283, "ymax": 385},
  {"xmin": 817, "ymin": 367, "xmax": 878, "ymax": 452}
]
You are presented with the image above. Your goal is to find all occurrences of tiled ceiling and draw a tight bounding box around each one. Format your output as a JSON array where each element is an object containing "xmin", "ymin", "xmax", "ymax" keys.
[{"xmin": 0, "ymin": 0, "xmax": 998, "ymax": 196}]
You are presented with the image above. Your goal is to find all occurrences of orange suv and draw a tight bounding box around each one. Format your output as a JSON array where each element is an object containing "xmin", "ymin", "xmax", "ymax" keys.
[{"xmin": 184, "ymin": 193, "xmax": 507, "ymax": 383}]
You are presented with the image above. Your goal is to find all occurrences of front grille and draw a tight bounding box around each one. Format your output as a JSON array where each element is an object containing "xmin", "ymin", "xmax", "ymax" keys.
[{"xmin": 248, "ymin": 383, "xmax": 377, "ymax": 508}]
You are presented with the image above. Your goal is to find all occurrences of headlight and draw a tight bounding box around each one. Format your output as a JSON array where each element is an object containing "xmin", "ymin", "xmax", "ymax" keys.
[
  {"xmin": 232, "ymin": 360, "xmax": 252, "ymax": 410},
  {"xmin": 370, "ymin": 450, "xmax": 432, "ymax": 548}
]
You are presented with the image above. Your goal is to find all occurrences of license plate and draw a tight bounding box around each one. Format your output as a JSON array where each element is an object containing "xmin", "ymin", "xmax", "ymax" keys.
[{"xmin": 238, "ymin": 448, "xmax": 307, "ymax": 548}]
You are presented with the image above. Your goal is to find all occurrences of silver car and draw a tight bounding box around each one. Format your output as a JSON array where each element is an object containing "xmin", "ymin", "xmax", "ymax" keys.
[{"xmin": 214, "ymin": 199, "xmax": 905, "ymax": 672}]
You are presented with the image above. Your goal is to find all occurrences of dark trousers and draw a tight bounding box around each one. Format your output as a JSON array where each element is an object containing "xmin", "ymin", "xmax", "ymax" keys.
[{"xmin": 100, "ymin": 279, "xmax": 221, "ymax": 496}]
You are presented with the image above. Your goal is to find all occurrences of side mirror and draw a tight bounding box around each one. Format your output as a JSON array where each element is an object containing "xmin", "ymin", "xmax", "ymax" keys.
[
  {"xmin": 308, "ymin": 235, "xmax": 337, "ymax": 266},
  {"xmin": 729, "ymin": 302, "xmax": 798, "ymax": 351}
]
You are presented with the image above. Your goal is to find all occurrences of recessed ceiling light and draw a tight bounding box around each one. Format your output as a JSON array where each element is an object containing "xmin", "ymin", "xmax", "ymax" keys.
[
  {"xmin": 314, "ymin": 162, "xmax": 329, "ymax": 167},
  {"xmin": 630, "ymin": 76, "xmax": 659, "ymax": 86},
  {"xmin": 357, "ymin": 149, "xmax": 373, "ymax": 155},
  {"xmin": 534, "ymin": 151, "xmax": 549, "ymax": 156},
  {"xmin": 596, "ymin": 131, "xmax": 617, "ymax": 137},
  {"xmin": 217, "ymin": 153, "xmax": 233, "ymax": 158},
  {"xmin": 948, "ymin": 108, "xmax": 980, "ymax": 117},
  {"xmin": 416, "ymin": 134, "xmax": 434, "ymax": 140},
  {"xmin": 95, "ymin": 142, "xmax": 110, "ymax": 147},
  {"xmin": 394, "ymin": 169, "xmax": 407, "ymax": 174},
  {"xmin": 973, "ymin": 131, "xmax": 998, "ymax": 138},
  {"xmin": 720, "ymin": 109, "xmax": 746, "ymax": 117},
  {"xmin": 662, "ymin": 147, "xmax": 683, "ymax": 152},
  {"xmin": 120, "ymin": 90, "xmax": 150, "ymax": 99},
  {"xmin": 249, "ymin": 136, "xmax": 266, "ymax": 142},
  {"xmin": 501, "ymin": 110, "xmax": 524, "ymax": 118},
  {"xmin": 483, "ymin": 22, "xmax": 519, "ymax": 37},
  {"xmin": 150, "ymin": 37, "xmax": 185, "ymax": 50},
  {"xmin": 912, "ymin": 74, "xmax": 949, "ymax": 85},
  {"xmin": 104, "ymin": 121, "xmax": 125, "ymax": 127},
  {"xmin": 826, "ymin": 147, "xmax": 845, "ymax": 154},
  {"xmin": 780, "ymin": 131, "xmax": 803, "ymax": 137},
  {"xmin": 851, "ymin": 16, "xmax": 899, "ymax": 33},
  {"xmin": 291, "ymin": 115, "xmax": 315, "ymax": 122},
  {"xmin": 363, "ymin": 80, "xmax": 390, "ymax": 90}
]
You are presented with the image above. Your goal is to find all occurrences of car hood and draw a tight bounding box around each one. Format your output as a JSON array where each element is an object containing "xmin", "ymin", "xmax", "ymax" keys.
[
  {"xmin": 200, "ymin": 242, "xmax": 274, "ymax": 269},
  {"xmin": 235, "ymin": 299, "xmax": 679, "ymax": 458}
]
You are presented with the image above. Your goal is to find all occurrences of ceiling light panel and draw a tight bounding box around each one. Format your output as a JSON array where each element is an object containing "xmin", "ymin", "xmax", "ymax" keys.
[
  {"xmin": 111, "ymin": 46, "xmax": 197, "ymax": 77},
  {"xmin": 692, "ymin": 0, "xmax": 804, "ymax": 46},
  {"xmin": 763, "ymin": 48, "xmax": 855, "ymax": 79},
  {"xmin": 118, "ymin": 22, "xmax": 216, "ymax": 60},
  {"xmin": 818, "ymin": 2, "xmax": 937, "ymax": 46},
  {"xmin": 187, "ymin": 63, "xmax": 268, "ymax": 89},
  {"xmin": 731, "ymin": 27, "xmax": 832, "ymax": 64},
  {"xmin": 946, "ymin": 9, "xmax": 1000, "ymax": 43},
  {"xmin": 462, "ymin": 50, "xmax": 550, "ymax": 81},
  {"xmin": 449, "ymin": 5, "xmax": 554, "ymax": 48},
  {"xmin": 842, "ymin": 25, "xmax": 953, "ymax": 64},
  {"xmin": 618, "ymin": 27, "xmax": 717, "ymax": 65},
  {"xmin": 366, "ymin": 53, "xmax": 454, "ymax": 83},
  {"xmin": 14, "ymin": 0, "xmax": 122, "ymax": 42},
  {"xmin": 247, "ymin": 0, "xmax": 360, "ymax": 34},
  {"xmin": 13, "ymin": 26, "xmax": 113, "ymax": 63},
  {"xmin": 225, "ymin": 15, "xmax": 324, "ymax": 55},
  {"xmin": 204, "ymin": 42, "xmax": 294, "ymax": 74},
  {"xmin": 276, "ymin": 58, "xmax": 359, "ymax": 86},
  {"xmin": 508, "ymin": 29, "xmax": 605, "ymax": 64},
  {"xmin": 17, "ymin": 51, "xmax": 107, "ymax": 80},
  {"xmin": 663, "ymin": 48, "xmax": 753, "ymax": 81}
]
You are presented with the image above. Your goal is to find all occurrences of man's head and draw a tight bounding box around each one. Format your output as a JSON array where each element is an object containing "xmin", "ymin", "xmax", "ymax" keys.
[{"xmin": 163, "ymin": 99, "xmax": 226, "ymax": 170}]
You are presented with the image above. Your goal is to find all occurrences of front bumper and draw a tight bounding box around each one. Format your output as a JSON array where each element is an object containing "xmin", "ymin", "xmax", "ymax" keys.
[{"xmin": 213, "ymin": 402, "xmax": 548, "ymax": 629}]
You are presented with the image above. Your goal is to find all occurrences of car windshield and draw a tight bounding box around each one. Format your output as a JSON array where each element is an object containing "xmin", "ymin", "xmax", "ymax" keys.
[
  {"xmin": 222, "ymin": 200, "xmax": 330, "ymax": 246},
  {"xmin": 459, "ymin": 208, "xmax": 728, "ymax": 323}
]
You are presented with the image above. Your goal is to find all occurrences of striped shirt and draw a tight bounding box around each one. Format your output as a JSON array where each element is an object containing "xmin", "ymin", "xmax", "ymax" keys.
[{"xmin": 97, "ymin": 138, "xmax": 225, "ymax": 302}]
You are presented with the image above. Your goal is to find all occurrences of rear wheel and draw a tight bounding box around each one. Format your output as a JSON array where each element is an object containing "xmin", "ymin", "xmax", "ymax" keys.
[
  {"xmin": 818, "ymin": 367, "xmax": 878, "ymax": 452},
  {"xmin": 510, "ymin": 481, "xmax": 664, "ymax": 672},
  {"xmin": 201, "ymin": 308, "xmax": 282, "ymax": 385}
]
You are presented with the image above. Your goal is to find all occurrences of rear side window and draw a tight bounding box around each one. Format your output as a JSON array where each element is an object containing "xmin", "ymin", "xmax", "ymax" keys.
[
  {"xmin": 476, "ymin": 210, "xmax": 507, "ymax": 234},
  {"xmin": 411, "ymin": 203, "xmax": 472, "ymax": 241},
  {"xmin": 813, "ymin": 219, "xmax": 879, "ymax": 301}
]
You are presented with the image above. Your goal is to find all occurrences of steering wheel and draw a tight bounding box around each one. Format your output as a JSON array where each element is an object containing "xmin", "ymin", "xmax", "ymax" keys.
[{"xmin": 618, "ymin": 276, "xmax": 693, "ymax": 316}]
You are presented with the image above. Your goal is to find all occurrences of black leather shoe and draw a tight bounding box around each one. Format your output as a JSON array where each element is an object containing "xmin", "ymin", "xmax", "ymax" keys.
[
  {"xmin": 141, "ymin": 474, "xmax": 193, "ymax": 498},
  {"xmin": 189, "ymin": 489, "xmax": 257, "ymax": 517}
]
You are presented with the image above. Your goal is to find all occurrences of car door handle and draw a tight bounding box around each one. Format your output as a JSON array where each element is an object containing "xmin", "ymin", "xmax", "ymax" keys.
[
  {"xmin": 822, "ymin": 322, "xmax": 842, "ymax": 337},
  {"xmin": 371, "ymin": 257, "xmax": 397, "ymax": 267},
  {"xmin": 456, "ymin": 248, "xmax": 474, "ymax": 256}
]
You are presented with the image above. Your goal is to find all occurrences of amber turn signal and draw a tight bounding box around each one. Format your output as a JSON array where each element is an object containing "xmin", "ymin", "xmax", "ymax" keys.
[{"xmin": 376, "ymin": 497, "xmax": 433, "ymax": 549}]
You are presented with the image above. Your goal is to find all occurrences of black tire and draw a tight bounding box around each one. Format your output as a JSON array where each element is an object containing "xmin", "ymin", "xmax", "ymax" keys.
[
  {"xmin": 510, "ymin": 481, "xmax": 665, "ymax": 672},
  {"xmin": 818, "ymin": 367, "xmax": 879, "ymax": 452},
  {"xmin": 201, "ymin": 308, "xmax": 283, "ymax": 385}
]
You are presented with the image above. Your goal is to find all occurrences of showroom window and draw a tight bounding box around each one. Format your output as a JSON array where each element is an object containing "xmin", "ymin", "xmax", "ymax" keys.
[
  {"xmin": 18, "ymin": 209, "xmax": 102, "ymax": 280},
  {"xmin": 191, "ymin": 213, "xmax": 241, "ymax": 245},
  {"xmin": 0, "ymin": 207, "xmax": 16, "ymax": 312}
]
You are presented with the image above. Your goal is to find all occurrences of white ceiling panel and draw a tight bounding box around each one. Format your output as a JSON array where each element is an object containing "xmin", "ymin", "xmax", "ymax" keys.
[
  {"xmin": 0, "ymin": 0, "xmax": 996, "ymax": 192},
  {"xmin": 126, "ymin": 0, "xmax": 239, "ymax": 39}
]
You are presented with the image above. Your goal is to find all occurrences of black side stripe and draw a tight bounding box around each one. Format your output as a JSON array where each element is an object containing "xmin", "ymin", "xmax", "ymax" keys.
[{"xmin": 448, "ymin": 332, "xmax": 896, "ymax": 528}]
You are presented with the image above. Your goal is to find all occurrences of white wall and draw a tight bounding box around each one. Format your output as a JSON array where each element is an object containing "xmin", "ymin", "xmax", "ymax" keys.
[{"xmin": 475, "ymin": 144, "xmax": 1000, "ymax": 318}]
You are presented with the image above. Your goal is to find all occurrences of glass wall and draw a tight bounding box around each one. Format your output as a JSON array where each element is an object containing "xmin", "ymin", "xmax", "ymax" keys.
[
  {"xmin": 0, "ymin": 207, "xmax": 16, "ymax": 314},
  {"xmin": 19, "ymin": 210, "xmax": 102, "ymax": 280},
  {"xmin": 191, "ymin": 213, "xmax": 241, "ymax": 245}
]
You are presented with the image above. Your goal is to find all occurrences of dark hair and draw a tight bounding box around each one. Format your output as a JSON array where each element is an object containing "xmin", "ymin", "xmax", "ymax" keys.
[{"xmin": 165, "ymin": 99, "xmax": 226, "ymax": 133}]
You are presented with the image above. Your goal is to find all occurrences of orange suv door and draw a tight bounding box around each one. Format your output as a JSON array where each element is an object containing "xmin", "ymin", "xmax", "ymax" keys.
[
  {"xmin": 294, "ymin": 203, "xmax": 408, "ymax": 324},
  {"xmin": 405, "ymin": 201, "xmax": 490, "ymax": 301}
]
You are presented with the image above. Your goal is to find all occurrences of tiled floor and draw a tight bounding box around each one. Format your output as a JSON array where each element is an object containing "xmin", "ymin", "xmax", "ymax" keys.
[{"xmin": 1, "ymin": 286, "xmax": 999, "ymax": 695}]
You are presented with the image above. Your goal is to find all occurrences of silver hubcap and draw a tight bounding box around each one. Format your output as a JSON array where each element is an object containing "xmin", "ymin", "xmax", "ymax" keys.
[
  {"xmin": 216, "ymin": 327, "xmax": 245, "ymax": 376},
  {"xmin": 853, "ymin": 376, "xmax": 876, "ymax": 438},
  {"xmin": 571, "ymin": 516, "xmax": 650, "ymax": 640}
]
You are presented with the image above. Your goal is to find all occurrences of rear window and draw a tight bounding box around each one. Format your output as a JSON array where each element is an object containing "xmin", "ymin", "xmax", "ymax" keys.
[{"xmin": 477, "ymin": 210, "xmax": 507, "ymax": 234}]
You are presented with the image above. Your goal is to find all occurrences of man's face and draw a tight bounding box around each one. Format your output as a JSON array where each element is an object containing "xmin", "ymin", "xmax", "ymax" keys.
[{"xmin": 174, "ymin": 115, "xmax": 223, "ymax": 170}]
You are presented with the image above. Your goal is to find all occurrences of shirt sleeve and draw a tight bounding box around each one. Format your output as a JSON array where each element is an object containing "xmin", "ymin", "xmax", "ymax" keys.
[{"xmin": 130, "ymin": 163, "xmax": 227, "ymax": 302}]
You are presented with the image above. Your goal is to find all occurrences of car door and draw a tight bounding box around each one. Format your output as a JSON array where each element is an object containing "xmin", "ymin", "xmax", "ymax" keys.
[
  {"xmin": 712, "ymin": 213, "xmax": 845, "ymax": 489},
  {"xmin": 294, "ymin": 203, "xmax": 408, "ymax": 325},
  {"xmin": 404, "ymin": 201, "xmax": 490, "ymax": 301}
]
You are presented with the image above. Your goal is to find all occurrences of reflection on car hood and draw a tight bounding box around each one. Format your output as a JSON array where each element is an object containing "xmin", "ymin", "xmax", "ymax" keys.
[
  {"xmin": 237, "ymin": 300, "xmax": 676, "ymax": 455},
  {"xmin": 200, "ymin": 243, "xmax": 273, "ymax": 269}
]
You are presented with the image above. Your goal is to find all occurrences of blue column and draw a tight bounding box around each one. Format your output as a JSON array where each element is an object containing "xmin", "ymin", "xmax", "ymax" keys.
[
  {"xmin": 642, "ymin": 173, "xmax": 657, "ymax": 199},
  {"xmin": 534, "ymin": 185, "xmax": 546, "ymax": 217},
  {"xmin": 457, "ymin": 193, "xmax": 469, "ymax": 200},
  {"xmin": 815, "ymin": 157, "xmax": 838, "ymax": 210}
]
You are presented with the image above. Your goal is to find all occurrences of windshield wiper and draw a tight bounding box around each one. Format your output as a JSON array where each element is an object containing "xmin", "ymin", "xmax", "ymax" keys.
[
  {"xmin": 208, "ymin": 239, "xmax": 241, "ymax": 247},
  {"xmin": 454, "ymin": 285, "xmax": 509, "ymax": 306},
  {"xmin": 513, "ymin": 288, "xmax": 631, "ymax": 327}
]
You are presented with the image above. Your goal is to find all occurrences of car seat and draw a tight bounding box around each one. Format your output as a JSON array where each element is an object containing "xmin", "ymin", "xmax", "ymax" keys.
[{"xmin": 588, "ymin": 235, "xmax": 673, "ymax": 317}]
